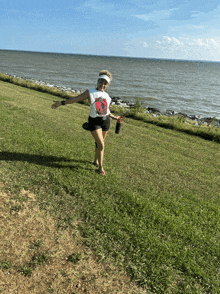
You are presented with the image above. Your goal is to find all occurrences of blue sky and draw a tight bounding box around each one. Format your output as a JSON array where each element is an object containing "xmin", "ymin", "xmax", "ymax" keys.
[{"xmin": 1, "ymin": 0, "xmax": 220, "ymax": 61}]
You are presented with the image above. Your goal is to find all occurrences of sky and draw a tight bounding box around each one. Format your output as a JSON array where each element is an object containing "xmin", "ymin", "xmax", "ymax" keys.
[{"xmin": 1, "ymin": 0, "xmax": 220, "ymax": 61}]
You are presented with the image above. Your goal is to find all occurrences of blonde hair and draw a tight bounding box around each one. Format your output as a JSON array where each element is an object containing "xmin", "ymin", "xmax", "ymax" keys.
[{"xmin": 99, "ymin": 70, "xmax": 112, "ymax": 82}]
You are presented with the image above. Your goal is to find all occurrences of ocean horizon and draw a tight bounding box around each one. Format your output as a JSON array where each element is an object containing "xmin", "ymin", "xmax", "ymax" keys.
[{"xmin": 2, "ymin": 48, "xmax": 220, "ymax": 63}]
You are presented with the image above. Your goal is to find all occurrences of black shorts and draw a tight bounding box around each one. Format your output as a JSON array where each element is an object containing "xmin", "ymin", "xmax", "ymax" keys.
[{"xmin": 88, "ymin": 115, "xmax": 110, "ymax": 132}]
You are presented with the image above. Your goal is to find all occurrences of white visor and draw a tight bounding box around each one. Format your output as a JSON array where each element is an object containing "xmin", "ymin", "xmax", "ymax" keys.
[{"xmin": 98, "ymin": 75, "xmax": 111, "ymax": 84}]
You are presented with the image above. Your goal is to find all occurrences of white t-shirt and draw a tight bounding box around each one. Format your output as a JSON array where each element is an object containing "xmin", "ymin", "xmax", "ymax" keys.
[{"xmin": 89, "ymin": 88, "xmax": 111, "ymax": 118}]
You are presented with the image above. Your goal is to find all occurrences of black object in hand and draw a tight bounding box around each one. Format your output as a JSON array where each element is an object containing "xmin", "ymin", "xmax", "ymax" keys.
[{"xmin": 115, "ymin": 119, "xmax": 122, "ymax": 134}]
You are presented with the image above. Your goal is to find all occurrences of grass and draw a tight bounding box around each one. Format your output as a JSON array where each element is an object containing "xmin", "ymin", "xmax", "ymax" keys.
[
  {"xmin": 1, "ymin": 188, "xmax": 141, "ymax": 293},
  {"xmin": 0, "ymin": 79, "xmax": 220, "ymax": 293},
  {"xmin": 111, "ymin": 105, "xmax": 220, "ymax": 143},
  {"xmin": 0, "ymin": 72, "xmax": 76, "ymax": 100}
]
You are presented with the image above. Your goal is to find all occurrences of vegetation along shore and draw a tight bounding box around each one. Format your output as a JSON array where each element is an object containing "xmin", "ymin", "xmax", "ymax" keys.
[{"xmin": 0, "ymin": 74, "xmax": 220, "ymax": 293}]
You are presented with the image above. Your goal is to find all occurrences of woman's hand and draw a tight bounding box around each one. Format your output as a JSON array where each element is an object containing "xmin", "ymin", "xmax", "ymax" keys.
[
  {"xmin": 51, "ymin": 101, "xmax": 61, "ymax": 109},
  {"xmin": 110, "ymin": 113, "xmax": 121, "ymax": 120}
]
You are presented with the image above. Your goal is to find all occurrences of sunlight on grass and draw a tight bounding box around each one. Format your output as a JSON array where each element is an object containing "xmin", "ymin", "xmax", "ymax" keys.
[{"xmin": 0, "ymin": 80, "xmax": 220, "ymax": 293}]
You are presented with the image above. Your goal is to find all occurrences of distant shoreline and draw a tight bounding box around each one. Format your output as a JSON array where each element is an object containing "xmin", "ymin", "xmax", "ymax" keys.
[{"xmin": 1, "ymin": 48, "xmax": 220, "ymax": 64}]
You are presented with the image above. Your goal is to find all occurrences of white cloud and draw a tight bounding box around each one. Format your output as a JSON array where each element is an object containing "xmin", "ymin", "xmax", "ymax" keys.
[
  {"xmin": 146, "ymin": 36, "xmax": 220, "ymax": 51},
  {"xmin": 187, "ymin": 38, "xmax": 220, "ymax": 49},
  {"xmin": 134, "ymin": 8, "xmax": 178, "ymax": 22},
  {"xmin": 160, "ymin": 36, "xmax": 184, "ymax": 46},
  {"xmin": 142, "ymin": 41, "xmax": 148, "ymax": 48},
  {"xmin": 125, "ymin": 35, "xmax": 220, "ymax": 61}
]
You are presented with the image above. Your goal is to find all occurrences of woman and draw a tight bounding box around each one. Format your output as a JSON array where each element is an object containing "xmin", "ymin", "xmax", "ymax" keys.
[{"xmin": 51, "ymin": 70, "xmax": 120, "ymax": 176}]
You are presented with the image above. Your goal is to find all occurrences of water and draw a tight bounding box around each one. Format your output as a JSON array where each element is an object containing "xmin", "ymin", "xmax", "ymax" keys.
[{"xmin": 1, "ymin": 49, "xmax": 220, "ymax": 118}]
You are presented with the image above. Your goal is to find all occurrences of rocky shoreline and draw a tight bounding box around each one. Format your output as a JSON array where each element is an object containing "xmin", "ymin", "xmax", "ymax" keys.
[
  {"xmin": 5, "ymin": 74, "xmax": 220, "ymax": 128},
  {"xmin": 111, "ymin": 97, "xmax": 220, "ymax": 128},
  {"xmin": 8, "ymin": 74, "xmax": 82, "ymax": 95}
]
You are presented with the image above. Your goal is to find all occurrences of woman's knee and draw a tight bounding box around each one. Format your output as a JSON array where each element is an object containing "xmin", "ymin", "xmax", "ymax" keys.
[
  {"xmin": 96, "ymin": 141, "xmax": 104, "ymax": 151},
  {"xmin": 92, "ymin": 129, "xmax": 104, "ymax": 150}
]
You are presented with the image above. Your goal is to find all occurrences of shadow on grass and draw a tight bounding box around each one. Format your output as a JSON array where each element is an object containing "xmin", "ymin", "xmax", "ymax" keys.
[{"xmin": 0, "ymin": 151, "xmax": 93, "ymax": 170}]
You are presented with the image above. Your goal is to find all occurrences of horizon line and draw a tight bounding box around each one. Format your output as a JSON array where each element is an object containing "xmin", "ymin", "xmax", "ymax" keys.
[{"xmin": 1, "ymin": 48, "xmax": 220, "ymax": 64}]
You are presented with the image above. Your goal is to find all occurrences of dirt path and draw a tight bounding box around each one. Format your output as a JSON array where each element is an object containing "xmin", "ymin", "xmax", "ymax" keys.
[{"xmin": 0, "ymin": 184, "xmax": 146, "ymax": 294}]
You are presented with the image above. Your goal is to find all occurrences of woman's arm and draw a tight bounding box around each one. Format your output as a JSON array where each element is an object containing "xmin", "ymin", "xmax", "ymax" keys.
[
  {"xmin": 109, "ymin": 112, "xmax": 120, "ymax": 120},
  {"xmin": 51, "ymin": 90, "xmax": 90, "ymax": 109}
]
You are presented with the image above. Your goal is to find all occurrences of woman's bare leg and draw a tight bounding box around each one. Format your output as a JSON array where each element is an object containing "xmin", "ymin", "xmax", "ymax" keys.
[{"xmin": 91, "ymin": 129, "xmax": 108, "ymax": 172}]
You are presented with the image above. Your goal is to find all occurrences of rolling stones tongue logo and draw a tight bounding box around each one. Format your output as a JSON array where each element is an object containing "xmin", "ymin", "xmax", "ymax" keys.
[{"xmin": 95, "ymin": 97, "xmax": 108, "ymax": 115}]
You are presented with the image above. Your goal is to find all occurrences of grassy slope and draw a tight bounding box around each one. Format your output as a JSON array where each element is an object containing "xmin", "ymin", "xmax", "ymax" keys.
[{"xmin": 0, "ymin": 81, "xmax": 220, "ymax": 293}]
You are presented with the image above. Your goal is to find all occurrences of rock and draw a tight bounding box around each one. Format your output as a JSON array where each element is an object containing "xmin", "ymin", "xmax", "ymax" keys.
[
  {"xmin": 186, "ymin": 114, "xmax": 200, "ymax": 120},
  {"xmin": 118, "ymin": 103, "xmax": 129, "ymax": 107},
  {"xmin": 212, "ymin": 120, "xmax": 220, "ymax": 127},
  {"xmin": 111, "ymin": 97, "xmax": 124, "ymax": 105},
  {"xmin": 147, "ymin": 107, "xmax": 160, "ymax": 113},
  {"xmin": 176, "ymin": 112, "xmax": 187, "ymax": 118},
  {"xmin": 200, "ymin": 117, "xmax": 213, "ymax": 124},
  {"xmin": 166, "ymin": 109, "xmax": 174, "ymax": 115}
]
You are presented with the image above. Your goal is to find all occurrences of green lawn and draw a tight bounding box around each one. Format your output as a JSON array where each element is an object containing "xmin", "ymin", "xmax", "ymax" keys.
[{"xmin": 0, "ymin": 80, "xmax": 219, "ymax": 293}]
